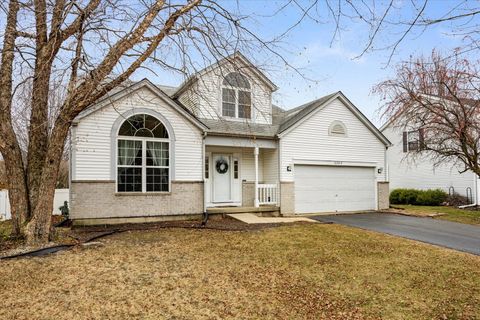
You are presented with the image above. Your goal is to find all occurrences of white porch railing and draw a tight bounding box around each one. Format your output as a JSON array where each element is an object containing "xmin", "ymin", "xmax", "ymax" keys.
[{"xmin": 257, "ymin": 183, "xmax": 279, "ymax": 205}]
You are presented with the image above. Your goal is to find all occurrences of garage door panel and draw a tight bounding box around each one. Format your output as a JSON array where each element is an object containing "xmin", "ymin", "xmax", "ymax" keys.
[{"xmin": 294, "ymin": 165, "xmax": 375, "ymax": 213}]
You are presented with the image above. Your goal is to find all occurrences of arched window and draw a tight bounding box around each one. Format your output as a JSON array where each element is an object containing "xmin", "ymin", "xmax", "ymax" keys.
[
  {"xmin": 117, "ymin": 114, "xmax": 170, "ymax": 192},
  {"xmin": 329, "ymin": 121, "xmax": 347, "ymax": 136},
  {"xmin": 222, "ymin": 72, "xmax": 252, "ymax": 119}
]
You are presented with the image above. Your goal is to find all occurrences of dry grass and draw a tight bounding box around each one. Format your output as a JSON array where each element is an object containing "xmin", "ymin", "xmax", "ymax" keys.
[
  {"xmin": 393, "ymin": 204, "xmax": 480, "ymax": 225},
  {"xmin": 1, "ymin": 223, "xmax": 479, "ymax": 320}
]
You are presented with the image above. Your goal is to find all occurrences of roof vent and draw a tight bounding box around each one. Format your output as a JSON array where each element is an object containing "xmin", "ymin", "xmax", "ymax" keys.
[{"xmin": 329, "ymin": 121, "xmax": 347, "ymax": 136}]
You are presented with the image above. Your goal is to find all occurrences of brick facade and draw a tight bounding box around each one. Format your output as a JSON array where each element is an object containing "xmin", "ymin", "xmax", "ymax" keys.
[
  {"xmin": 377, "ymin": 181, "xmax": 390, "ymax": 210},
  {"xmin": 242, "ymin": 181, "xmax": 255, "ymax": 207},
  {"xmin": 280, "ymin": 182, "xmax": 295, "ymax": 215},
  {"xmin": 70, "ymin": 180, "xmax": 204, "ymax": 220}
]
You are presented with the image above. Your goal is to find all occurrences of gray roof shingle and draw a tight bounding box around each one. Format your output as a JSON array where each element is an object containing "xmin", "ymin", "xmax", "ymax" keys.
[
  {"xmin": 277, "ymin": 92, "xmax": 338, "ymax": 133},
  {"xmin": 201, "ymin": 118, "xmax": 279, "ymax": 138}
]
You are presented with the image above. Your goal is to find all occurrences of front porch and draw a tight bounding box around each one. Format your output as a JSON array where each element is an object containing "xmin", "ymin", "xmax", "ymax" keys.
[
  {"xmin": 204, "ymin": 135, "xmax": 280, "ymax": 210},
  {"xmin": 206, "ymin": 205, "xmax": 280, "ymax": 216}
]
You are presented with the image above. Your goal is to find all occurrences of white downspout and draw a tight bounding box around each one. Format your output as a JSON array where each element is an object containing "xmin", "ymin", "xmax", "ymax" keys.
[
  {"xmin": 254, "ymin": 146, "xmax": 259, "ymax": 208},
  {"xmin": 202, "ymin": 132, "xmax": 207, "ymax": 213},
  {"xmin": 458, "ymin": 173, "xmax": 478, "ymax": 208}
]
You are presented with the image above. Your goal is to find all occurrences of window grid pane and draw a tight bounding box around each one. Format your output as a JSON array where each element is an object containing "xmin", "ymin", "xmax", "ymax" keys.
[
  {"xmin": 238, "ymin": 104, "xmax": 251, "ymax": 119},
  {"xmin": 146, "ymin": 168, "xmax": 169, "ymax": 192},
  {"xmin": 146, "ymin": 141, "xmax": 169, "ymax": 167},
  {"xmin": 222, "ymin": 88, "xmax": 235, "ymax": 103},
  {"xmin": 238, "ymin": 91, "xmax": 251, "ymax": 105},
  {"xmin": 117, "ymin": 167, "xmax": 142, "ymax": 192},
  {"xmin": 223, "ymin": 103, "xmax": 236, "ymax": 117},
  {"xmin": 205, "ymin": 156, "xmax": 209, "ymax": 179},
  {"xmin": 118, "ymin": 114, "xmax": 168, "ymax": 138},
  {"xmin": 223, "ymin": 73, "xmax": 250, "ymax": 89},
  {"xmin": 234, "ymin": 159, "xmax": 239, "ymax": 179},
  {"xmin": 408, "ymin": 131, "xmax": 419, "ymax": 151},
  {"xmin": 118, "ymin": 140, "xmax": 142, "ymax": 166}
]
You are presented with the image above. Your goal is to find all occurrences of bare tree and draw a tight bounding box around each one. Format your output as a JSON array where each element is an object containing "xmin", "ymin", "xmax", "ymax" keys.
[
  {"xmin": 280, "ymin": 1, "xmax": 480, "ymax": 64},
  {"xmin": 0, "ymin": 0, "xmax": 296, "ymax": 245},
  {"xmin": 2, "ymin": 0, "xmax": 480, "ymax": 245},
  {"xmin": 375, "ymin": 50, "xmax": 480, "ymax": 176}
]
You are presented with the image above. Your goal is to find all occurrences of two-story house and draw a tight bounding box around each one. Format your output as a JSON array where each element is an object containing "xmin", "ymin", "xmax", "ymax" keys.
[
  {"xmin": 69, "ymin": 52, "xmax": 391, "ymax": 225},
  {"xmin": 381, "ymin": 114, "xmax": 478, "ymax": 203}
]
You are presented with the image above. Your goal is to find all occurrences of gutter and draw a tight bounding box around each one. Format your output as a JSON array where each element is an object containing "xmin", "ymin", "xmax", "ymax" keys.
[{"xmin": 206, "ymin": 131, "xmax": 278, "ymax": 140}]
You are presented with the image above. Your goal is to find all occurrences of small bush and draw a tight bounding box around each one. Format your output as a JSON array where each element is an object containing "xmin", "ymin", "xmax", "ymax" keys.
[
  {"xmin": 445, "ymin": 193, "xmax": 469, "ymax": 207},
  {"xmin": 390, "ymin": 188, "xmax": 419, "ymax": 205},
  {"xmin": 390, "ymin": 188, "xmax": 448, "ymax": 206},
  {"xmin": 416, "ymin": 189, "xmax": 448, "ymax": 206}
]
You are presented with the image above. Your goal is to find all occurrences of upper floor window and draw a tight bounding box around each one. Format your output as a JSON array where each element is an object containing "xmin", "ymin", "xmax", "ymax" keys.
[
  {"xmin": 117, "ymin": 114, "xmax": 170, "ymax": 192},
  {"xmin": 222, "ymin": 72, "xmax": 251, "ymax": 119},
  {"xmin": 403, "ymin": 128, "xmax": 424, "ymax": 152},
  {"xmin": 329, "ymin": 121, "xmax": 347, "ymax": 136}
]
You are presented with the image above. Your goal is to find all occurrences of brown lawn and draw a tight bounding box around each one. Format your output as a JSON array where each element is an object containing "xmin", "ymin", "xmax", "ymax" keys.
[
  {"xmin": 1, "ymin": 223, "xmax": 479, "ymax": 320},
  {"xmin": 393, "ymin": 204, "xmax": 480, "ymax": 225}
]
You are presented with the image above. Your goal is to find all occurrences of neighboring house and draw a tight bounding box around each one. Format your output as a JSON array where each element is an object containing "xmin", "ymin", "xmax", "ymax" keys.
[
  {"xmin": 69, "ymin": 52, "xmax": 391, "ymax": 224},
  {"xmin": 381, "ymin": 119, "xmax": 478, "ymax": 203}
]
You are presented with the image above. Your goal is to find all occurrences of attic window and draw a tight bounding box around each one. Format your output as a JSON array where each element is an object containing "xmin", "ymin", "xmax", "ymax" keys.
[
  {"xmin": 329, "ymin": 121, "xmax": 347, "ymax": 136},
  {"xmin": 222, "ymin": 72, "xmax": 251, "ymax": 119}
]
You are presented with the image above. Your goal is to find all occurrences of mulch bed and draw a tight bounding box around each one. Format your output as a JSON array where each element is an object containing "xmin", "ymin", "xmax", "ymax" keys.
[
  {"xmin": 1, "ymin": 215, "xmax": 290, "ymax": 257},
  {"xmin": 74, "ymin": 215, "xmax": 284, "ymax": 234}
]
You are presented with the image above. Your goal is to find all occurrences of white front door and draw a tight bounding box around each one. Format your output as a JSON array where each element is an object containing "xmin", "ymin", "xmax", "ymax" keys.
[{"xmin": 213, "ymin": 154, "xmax": 232, "ymax": 202}]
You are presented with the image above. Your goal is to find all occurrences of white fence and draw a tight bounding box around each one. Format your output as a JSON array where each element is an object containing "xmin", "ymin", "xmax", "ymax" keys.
[{"xmin": 0, "ymin": 189, "xmax": 69, "ymax": 220}]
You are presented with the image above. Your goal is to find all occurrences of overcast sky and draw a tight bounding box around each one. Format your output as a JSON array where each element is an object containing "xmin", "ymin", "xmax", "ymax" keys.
[{"xmin": 131, "ymin": 0, "xmax": 476, "ymax": 126}]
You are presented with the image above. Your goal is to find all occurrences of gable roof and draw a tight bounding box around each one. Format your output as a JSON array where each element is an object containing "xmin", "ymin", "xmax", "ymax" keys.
[
  {"xmin": 379, "ymin": 93, "xmax": 480, "ymax": 132},
  {"xmin": 277, "ymin": 91, "xmax": 391, "ymax": 146},
  {"xmin": 173, "ymin": 51, "xmax": 278, "ymax": 99},
  {"xmin": 277, "ymin": 92, "xmax": 338, "ymax": 133},
  {"xmin": 73, "ymin": 79, "xmax": 207, "ymax": 131}
]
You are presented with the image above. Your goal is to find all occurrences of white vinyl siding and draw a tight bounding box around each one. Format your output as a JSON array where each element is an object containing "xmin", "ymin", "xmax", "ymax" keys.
[
  {"xmin": 383, "ymin": 125, "xmax": 476, "ymax": 200},
  {"xmin": 240, "ymin": 148, "xmax": 264, "ymax": 181},
  {"xmin": 262, "ymin": 148, "xmax": 278, "ymax": 184},
  {"xmin": 72, "ymin": 87, "xmax": 203, "ymax": 181},
  {"xmin": 279, "ymin": 98, "xmax": 386, "ymax": 182},
  {"xmin": 177, "ymin": 62, "xmax": 273, "ymax": 124}
]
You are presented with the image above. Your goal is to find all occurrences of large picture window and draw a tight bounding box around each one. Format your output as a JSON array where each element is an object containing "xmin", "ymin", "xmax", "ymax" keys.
[
  {"xmin": 222, "ymin": 72, "xmax": 252, "ymax": 119},
  {"xmin": 117, "ymin": 114, "xmax": 170, "ymax": 192}
]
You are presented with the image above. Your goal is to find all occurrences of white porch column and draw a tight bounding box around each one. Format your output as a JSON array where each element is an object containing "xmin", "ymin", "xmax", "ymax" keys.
[{"xmin": 254, "ymin": 146, "xmax": 259, "ymax": 207}]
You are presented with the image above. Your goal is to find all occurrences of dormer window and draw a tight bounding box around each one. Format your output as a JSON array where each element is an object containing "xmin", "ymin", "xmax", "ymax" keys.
[{"xmin": 222, "ymin": 72, "xmax": 251, "ymax": 119}]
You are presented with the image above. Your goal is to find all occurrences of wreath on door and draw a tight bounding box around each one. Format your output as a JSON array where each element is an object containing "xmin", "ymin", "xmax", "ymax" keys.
[{"xmin": 215, "ymin": 158, "xmax": 229, "ymax": 174}]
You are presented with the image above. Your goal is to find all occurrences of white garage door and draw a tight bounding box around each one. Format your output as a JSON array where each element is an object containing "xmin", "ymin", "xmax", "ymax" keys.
[{"xmin": 294, "ymin": 165, "xmax": 376, "ymax": 213}]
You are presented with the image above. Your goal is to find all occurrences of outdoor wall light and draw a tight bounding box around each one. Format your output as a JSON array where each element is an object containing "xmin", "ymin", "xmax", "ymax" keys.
[
  {"xmin": 377, "ymin": 167, "xmax": 383, "ymax": 174},
  {"xmin": 286, "ymin": 166, "xmax": 292, "ymax": 172}
]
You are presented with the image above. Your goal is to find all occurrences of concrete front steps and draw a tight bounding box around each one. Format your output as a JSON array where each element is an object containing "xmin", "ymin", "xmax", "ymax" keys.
[
  {"xmin": 226, "ymin": 213, "xmax": 316, "ymax": 224},
  {"xmin": 206, "ymin": 206, "xmax": 280, "ymax": 217}
]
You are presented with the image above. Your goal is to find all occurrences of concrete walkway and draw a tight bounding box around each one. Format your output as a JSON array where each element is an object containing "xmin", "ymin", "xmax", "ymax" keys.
[
  {"xmin": 312, "ymin": 212, "xmax": 480, "ymax": 256},
  {"xmin": 228, "ymin": 213, "xmax": 316, "ymax": 224}
]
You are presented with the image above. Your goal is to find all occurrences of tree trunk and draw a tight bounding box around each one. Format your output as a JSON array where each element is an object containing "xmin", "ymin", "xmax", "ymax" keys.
[
  {"xmin": 3, "ymin": 132, "xmax": 29, "ymax": 236},
  {"xmin": 27, "ymin": 49, "xmax": 53, "ymax": 214},
  {"xmin": 24, "ymin": 119, "xmax": 69, "ymax": 245}
]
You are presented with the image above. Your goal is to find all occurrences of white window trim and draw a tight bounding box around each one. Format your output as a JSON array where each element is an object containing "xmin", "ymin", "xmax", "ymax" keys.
[
  {"xmin": 405, "ymin": 130, "xmax": 420, "ymax": 152},
  {"xmin": 110, "ymin": 108, "xmax": 176, "ymax": 189},
  {"xmin": 221, "ymin": 73, "xmax": 252, "ymax": 120},
  {"xmin": 116, "ymin": 136, "xmax": 171, "ymax": 193}
]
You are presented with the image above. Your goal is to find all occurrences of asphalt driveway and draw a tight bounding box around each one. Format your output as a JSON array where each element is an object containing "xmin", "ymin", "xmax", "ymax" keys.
[{"xmin": 312, "ymin": 213, "xmax": 480, "ymax": 256}]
